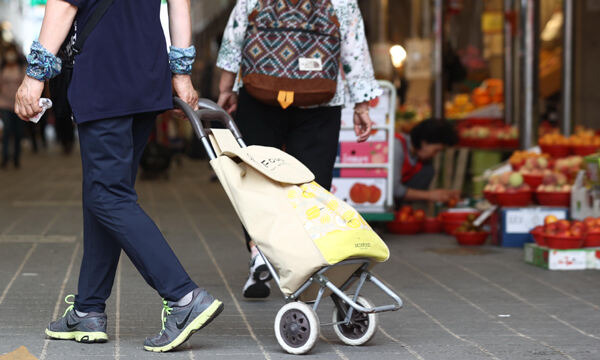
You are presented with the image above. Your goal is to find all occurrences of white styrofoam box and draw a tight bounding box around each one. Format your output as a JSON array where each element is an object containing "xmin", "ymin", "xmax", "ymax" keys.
[
  {"xmin": 548, "ymin": 249, "xmax": 588, "ymax": 270},
  {"xmin": 524, "ymin": 243, "xmax": 600, "ymax": 270},
  {"xmin": 587, "ymin": 249, "xmax": 600, "ymax": 269},
  {"xmin": 331, "ymin": 178, "xmax": 387, "ymax": 213}
]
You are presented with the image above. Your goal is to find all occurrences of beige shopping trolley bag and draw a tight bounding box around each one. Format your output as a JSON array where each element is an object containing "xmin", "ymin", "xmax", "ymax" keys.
[{"xmin": 207, "ymin": 129, "xmax": 390, "ymax": 296}]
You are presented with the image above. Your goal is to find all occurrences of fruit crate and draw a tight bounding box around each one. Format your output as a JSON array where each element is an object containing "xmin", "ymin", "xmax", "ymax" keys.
[{"xmin": 524, "ymin": 243, "xmax": 600, "ymax": 270}]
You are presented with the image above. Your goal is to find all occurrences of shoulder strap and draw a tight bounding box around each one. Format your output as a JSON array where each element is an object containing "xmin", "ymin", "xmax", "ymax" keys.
[{"xmin": 73, "ymin": 0, "xmax": 115, "ymax": 54}]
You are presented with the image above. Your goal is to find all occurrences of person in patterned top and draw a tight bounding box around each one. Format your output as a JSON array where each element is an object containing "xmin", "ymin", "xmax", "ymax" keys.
[{"xmin": 215, "ymin": 0, "xmax": 381, "ymax": 299}]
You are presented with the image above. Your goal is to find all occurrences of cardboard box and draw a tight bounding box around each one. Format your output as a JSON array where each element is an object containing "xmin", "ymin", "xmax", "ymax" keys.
[
  {"xmin": 524, "ymin": 243, "xmax": 600, "ymax": 270},
  {"xmin": 331, "ymin": 178, "xmax": 386, "ymax": 212},
  {"xmin": 491, "ymin": 207, "xmax": 569, "ymax": 247},
  {"xmin": 339, "ymin": 142, "xmax": 388, "ymax": 178}
]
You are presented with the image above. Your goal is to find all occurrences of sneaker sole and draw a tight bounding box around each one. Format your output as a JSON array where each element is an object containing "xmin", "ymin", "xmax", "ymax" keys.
[
  {"xmin": 45, "ymin": 329, "xmax": 108, "ymax": 343},
  {"xmin": 243, "ymin": 264, "xmax": 272, "ymax": 299},
  {"xmin": 143, "ymin": 299, "xmax": 224, "ymax": 353},
  {"xmin": 253, "ymin": 264, "xmax": 273, "ymax": 282}
]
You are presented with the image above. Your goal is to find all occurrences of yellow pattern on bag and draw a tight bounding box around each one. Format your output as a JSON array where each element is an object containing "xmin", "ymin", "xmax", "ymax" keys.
[{"xmin": 288, "ymin": 182, "xmax": 389, "ymax": 264}]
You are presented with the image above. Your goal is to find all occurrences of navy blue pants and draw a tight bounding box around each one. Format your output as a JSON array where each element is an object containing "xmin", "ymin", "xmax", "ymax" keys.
[{"xmin": 74, "ymin": 113, "xmax": 197, "ymax": 313}]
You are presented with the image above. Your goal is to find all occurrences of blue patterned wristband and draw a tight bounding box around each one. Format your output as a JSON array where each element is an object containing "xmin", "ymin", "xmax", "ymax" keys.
[
  {"xmin": 169, "ymin": 45, "xmax": 196, "ymax": 75},
  {"xmin": 26, "ymin": 41, "xmax": 62, "ymax": 81}
]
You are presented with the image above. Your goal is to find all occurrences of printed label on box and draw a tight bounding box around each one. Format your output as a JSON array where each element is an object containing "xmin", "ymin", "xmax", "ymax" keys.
[
  {"xmin": 505, "ymin": 208, "xmax": 567, "ymax": 234},
  {"xmin": 331, "ymin": 178, "xmax": 386, "ymax": 212},
  {"xmin": 549, "ymin": 250, "xmax": 587, "ymax": 270},
  {"xmin": 340, "ymin": 142, "xmax": 389, "ymax": 164}
]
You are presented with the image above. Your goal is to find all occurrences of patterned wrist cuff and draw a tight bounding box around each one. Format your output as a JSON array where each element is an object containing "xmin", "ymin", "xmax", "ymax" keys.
[
  {"xmin": 169, "ymin": 45, "xmax": 196, "ymax": 75},
  {"xmin": 26, "ymin": 41, "xmax": 62, "ymax": 81}
]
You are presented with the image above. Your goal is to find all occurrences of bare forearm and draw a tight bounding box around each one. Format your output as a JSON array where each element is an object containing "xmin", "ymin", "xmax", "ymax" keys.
[
  {"xmin": 38, "ymin": 0, "xmax": 78, "ymax": 55},
  {"xmin": 404, "ymin": 188, "xmax": 432, "ymax": 202},
  {"xmin": 219, "ymin": 70, "xmax": 236, "ymax": 92},
  {"xmin": 167, "ymin": 0, "xmax": 192, "ymax": 48}
]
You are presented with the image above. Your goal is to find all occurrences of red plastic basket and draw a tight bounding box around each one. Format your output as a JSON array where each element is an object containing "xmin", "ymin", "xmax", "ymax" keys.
[
  {"xmin": 483, "ymin": 191, "xmax": 496, "ymax": 203},
  {"xmin": 440, "ymin": 211, "xmax": 479, "ymax": 222},
  {"xmin": 545, "ymin": 234, "xmax": 584, "ymax": 249},
  {"xmin": 535, "ymin": 191, "xmax": 571, "ymax": 207},
  {"xmin": 442, "ymin": 220, "xmax": 465, "ymax": 235},
  {"xmin": 510, "ymin": 162, "xmax": 524, "ymax": 171},
  {"xmin": 584, "ymin": 232, "xmax": 600, "ymax": 247},
  {"xmin": 475, "ymin": 138, "xmax": 501, "ymax": 149},
  {"xmin": 530, "ymin": 226, "xmax": 547, "ymax": 246},
  {"xmin": 523, "ymin": 174, "xmax": 543, "ymax": 189},
  {"xmin": 500, "ymin": 138, "xmax": 519, "ymax": 149},
  {"xmin": 540, "ymin": 144, "xmax": 571, "ymax": 158},
  {"xmin": 454, "ymin": 231, "xmax": 489, "ymax": 246},
  {"xmin": 423, "ymin": 218, "xmax": 443, "ymax": 233},
  {"xmin": 493, "ymin": 190, "xmax": 532, "ymax": 207},
  {"xmin": 459, "ymin": 137, "xmax": 474, "ymax": 147},
  {"xmin": 387, "ymin": 220, "xmax": 424, "ymax": 235},
  {"xmin": 572, "ymin": 145, "xmax": 599, "ymax": 156},
  {"xmin": 463, "ymin": 118, "xmax": 504, "ymax": 127}
]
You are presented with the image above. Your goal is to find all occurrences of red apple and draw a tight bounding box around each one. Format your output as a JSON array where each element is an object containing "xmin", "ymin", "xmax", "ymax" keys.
[
  {"xmin": 544, "ymin": 215, "xmax": 559, "ymax": 225},
  {"xmin": 414, "ymin": 209, "xmax": 426, "ymax": 220},
  {"xmin": 400, "ymin": 205, "xmax": 413, "ymax": 215},
  {"xmin": 447, "ymin": 197, "xmax": 459, "ymax": 208},
  {"xmin": 556, "ymin": 230, "xmax": 572, "ymax": 237},
  {"xmin": 584, "ymin": 217, "xmax": 596, "ymax": 228},
  {"xmin": 588, "ymin": 226, "xmax": 600, "ymax": 234},
  {"xmin": 570, "ymin": 227, "xmax": 584, "ymax": 238},
  {"xmin": 556, "ymin": 220, "xmax": 571, "ymax": 232},
  {"xmin": 545, "ymin": 222, "xmax": 558, "ymax": 234},
  {"xmin": 571, "ymin": 220, "xmax": 585, "ymax": 230}
]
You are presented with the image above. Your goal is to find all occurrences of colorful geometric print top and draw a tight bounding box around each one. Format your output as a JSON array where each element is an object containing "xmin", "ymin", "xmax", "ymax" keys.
[
  {"xmin": 218, "ymin": 0, "xmax": 382, "ymax": 106},
  {"xmin": 242, "ymin": 0, "xmax": 341, "ymax": 82}
]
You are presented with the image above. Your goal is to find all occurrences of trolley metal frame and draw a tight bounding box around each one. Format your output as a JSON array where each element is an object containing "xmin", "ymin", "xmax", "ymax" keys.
[{"xmin": 174, "ymin": 96, "xmax": 402, "ymax": 335}]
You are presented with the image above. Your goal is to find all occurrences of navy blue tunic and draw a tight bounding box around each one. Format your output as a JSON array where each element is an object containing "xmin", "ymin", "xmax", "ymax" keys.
[{"xmin": 62, "ymin": 0, "xmax": 172, "ymax": 123}]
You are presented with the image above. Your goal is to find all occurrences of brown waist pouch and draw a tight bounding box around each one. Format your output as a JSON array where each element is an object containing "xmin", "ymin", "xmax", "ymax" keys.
[{"xmin": 243, "ymin": 74, "xmax": 336, "ymax": 109}]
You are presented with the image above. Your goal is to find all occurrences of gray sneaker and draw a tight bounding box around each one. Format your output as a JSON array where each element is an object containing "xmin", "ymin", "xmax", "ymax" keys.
[
  {"xmin": 144, "ymin": 288, "xmax": 223, "ymax": 352},
  {"xmin": 45, "ymin": 295, "xmax": 108, "ymax": 343}
]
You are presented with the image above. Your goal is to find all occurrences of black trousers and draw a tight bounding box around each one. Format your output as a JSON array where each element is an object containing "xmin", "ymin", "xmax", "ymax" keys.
[
  {"xmin": 75, "ymin": 113, "xmax": 196, "ymax": 312},
  {"xmin": 235, "ymin": 87, "xmax": 341, "ymax": 250}
]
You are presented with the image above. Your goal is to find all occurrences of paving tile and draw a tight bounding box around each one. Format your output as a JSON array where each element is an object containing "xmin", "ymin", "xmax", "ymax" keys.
[{"xmin": 1, "ymin": 149, "xmax": 599, "ymax": 360}]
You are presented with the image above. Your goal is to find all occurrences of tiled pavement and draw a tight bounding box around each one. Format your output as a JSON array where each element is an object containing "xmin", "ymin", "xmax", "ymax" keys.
[{"xmin": 0, "ymin": 148, "xmax": 599, "ymax": 360}]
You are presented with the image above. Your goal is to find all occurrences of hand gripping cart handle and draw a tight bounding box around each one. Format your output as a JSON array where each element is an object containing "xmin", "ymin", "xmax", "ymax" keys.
[
  {"xmin": 173, "ymin": 97, "xmax": 246, "ymax": 159},
  {"xmin": 174, "ymin": 97, "xmax": 403, "ymax": 355}
]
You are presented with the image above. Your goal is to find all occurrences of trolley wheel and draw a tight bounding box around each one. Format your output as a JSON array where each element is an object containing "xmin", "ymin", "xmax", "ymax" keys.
[
  {"xmin": 274, "ymin": 301, "xmax": 320, "ymax": 354},
  {"xmin": 332, "ymin": 295, "xmax": 378, "ymax": 346}
]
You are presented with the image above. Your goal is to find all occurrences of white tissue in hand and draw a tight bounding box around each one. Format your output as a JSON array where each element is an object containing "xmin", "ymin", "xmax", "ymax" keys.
[{"xmin": 29, "ymin": 98, "xmax": 52, "ymax": 124}]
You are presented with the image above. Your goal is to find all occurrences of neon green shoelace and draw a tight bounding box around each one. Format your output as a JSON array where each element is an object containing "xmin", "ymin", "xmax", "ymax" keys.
[
  {"xmin": 63, "ymin": 294, "xmax": 75, "ymax": 317},
  {"xmin": 161, "ymin": 299, "xmax": 173, "ymax": 331}
]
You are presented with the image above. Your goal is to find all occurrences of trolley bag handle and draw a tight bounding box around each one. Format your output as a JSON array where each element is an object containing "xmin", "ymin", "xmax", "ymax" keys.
[
  {"xmin": 173, "ymin": 97, "xmax": 217, "ymax": 159},
  {"xmin": 196, "ymin": 98, "xmax": 243, "ymax": 141},
  {"xmin": 173, "ymin": 97, "xmax": 247, "ymax": 160}
]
